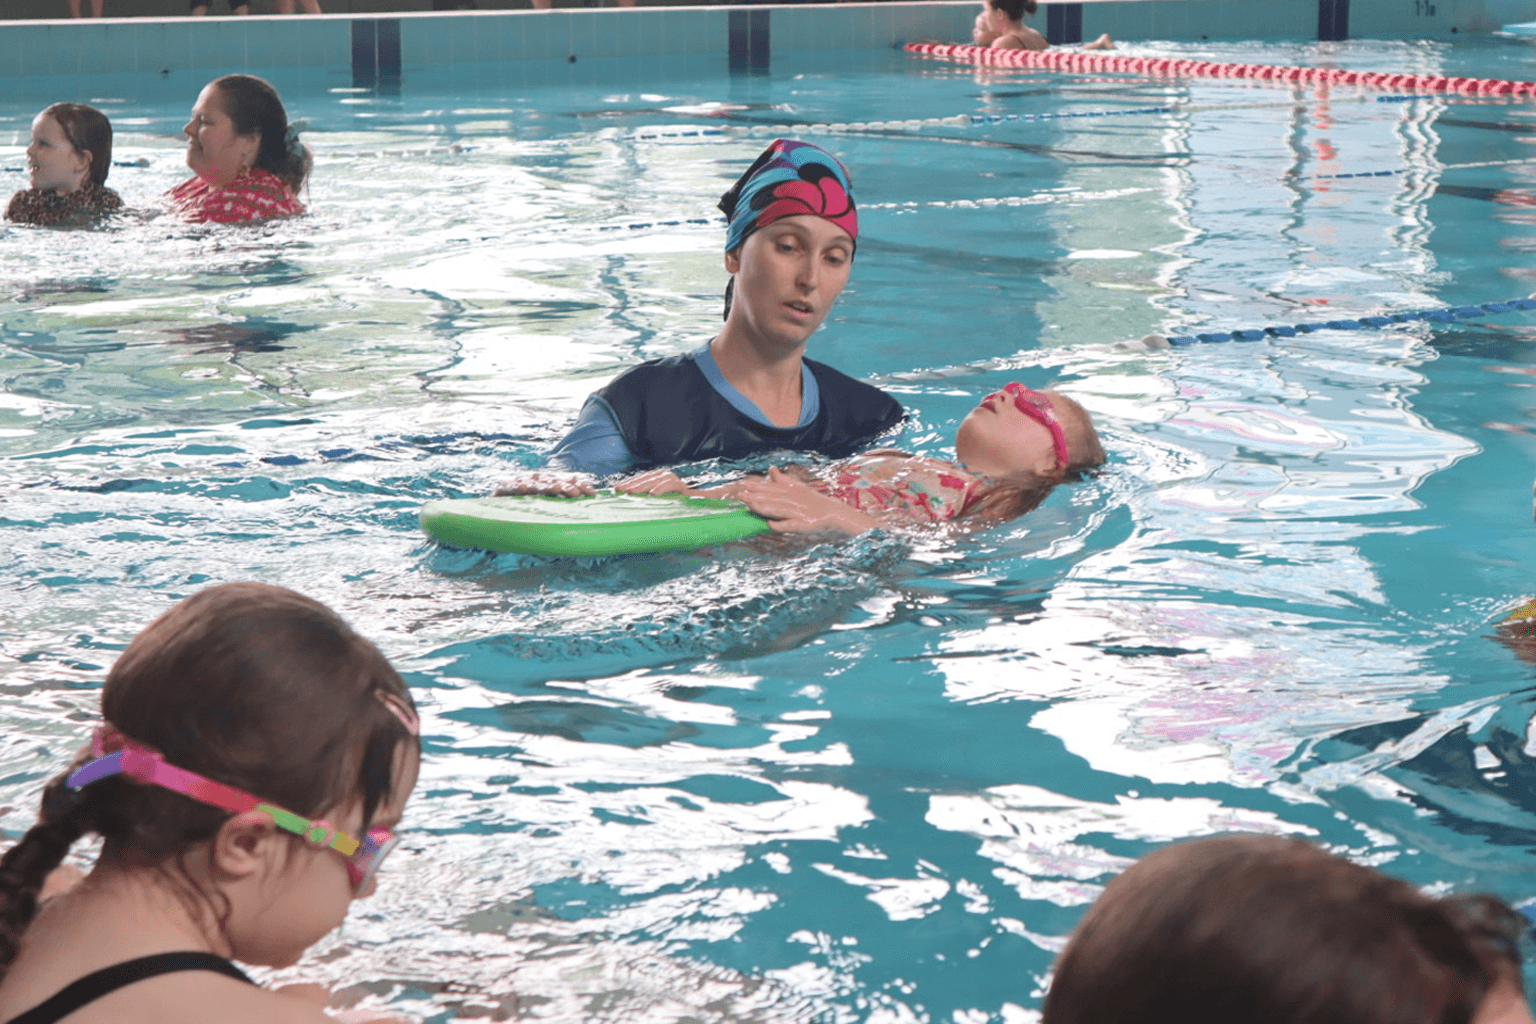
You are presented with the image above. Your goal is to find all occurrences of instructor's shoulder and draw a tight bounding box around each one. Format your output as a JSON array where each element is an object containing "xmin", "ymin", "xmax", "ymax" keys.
[
  {"xmin": 601, "ymin": 352, "xmax": 700, "ymax": 394},
  {"xmin": 804, "ymin": 358, "xmax": 902, "ymax": 415}
]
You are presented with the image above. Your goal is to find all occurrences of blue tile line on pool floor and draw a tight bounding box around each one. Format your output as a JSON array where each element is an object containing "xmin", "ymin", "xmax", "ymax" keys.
[
  {"xmin": 1162, "ymin": 297, "xmax": 1536, "ymax": 347},
  {"xmin": 628, "ymin": 94, "xmax": 1428, "ymax": 141}
]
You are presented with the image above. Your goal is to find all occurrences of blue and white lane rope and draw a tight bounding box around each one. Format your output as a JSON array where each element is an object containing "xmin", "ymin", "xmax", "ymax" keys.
[
  {"xmin": 1313, "ymin": 157, "xmax": 1536, "ymax": 180},
  {"xmin": 1162, "ymin": 298, "xmax": 1536, "ymax": 347}
]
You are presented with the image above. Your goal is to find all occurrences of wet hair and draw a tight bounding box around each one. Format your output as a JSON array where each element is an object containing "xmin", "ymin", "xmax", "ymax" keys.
[
  {"xmin": 209, "ymin": 74, "xmax": 311, "ymax": 192},
  {"xmin": 960, "ymin": 390, "xmax": 1105, "ymax": 523},
  {"xmin": 42, "ymin": 103, "xmax": 113, "ymax": 189},
  {"xmin": 986, "ymin": 0, "xmax": 1038, "ymax": 21},
  {"xmin": 1042, "ymin": 835, "xmax": 1525, "ymax": 1024},
  {"xmin": 0, "ymin": 582, "xmax": 417, "ymax": 976}
]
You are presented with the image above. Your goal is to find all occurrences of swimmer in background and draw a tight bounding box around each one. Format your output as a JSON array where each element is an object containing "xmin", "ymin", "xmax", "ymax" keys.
[
  {"xmin": 5, "ymin": 104, "xmax": 123, "ymax": 228},
  {"xmin": 517, "ymin": 384, "xmax": 1104, "ymax": 535},
  {"xmin": 972, "ymin": 0, "xmax": 1113, "ymax": 51},
  {"xmin": 166, "ymin": 75, "xmax": 308, "ymax": 224},
  {"xmin": 0, "ymin": 583, "xmax": 420, "ymax": 1024},
  {"xmin": 1040, "ymin": 835, "xmax": 1532, "ymax": 1024},
  {"xmin": 513, "ymin": 138, "xmax": 903, "ymax": 483}
]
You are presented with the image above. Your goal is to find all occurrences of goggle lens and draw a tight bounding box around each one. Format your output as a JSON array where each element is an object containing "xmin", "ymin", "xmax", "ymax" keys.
[
  {"xmin": 347, "ymin": 827, "xmax": 401, "ymax": 893},
  {"xmin": 1003, "ymin": 383, "xmax": 1070, "ymax": 470}
]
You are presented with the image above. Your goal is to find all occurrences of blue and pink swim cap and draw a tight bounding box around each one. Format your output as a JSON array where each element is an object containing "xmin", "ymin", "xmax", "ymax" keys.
[{"xmin": 718, "ymin": 138, "xmax": 858, "ymax": 254}]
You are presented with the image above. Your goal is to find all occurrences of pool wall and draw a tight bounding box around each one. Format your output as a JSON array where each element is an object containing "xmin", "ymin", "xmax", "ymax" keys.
[{"xmin": 2, "ymin": 0, "xmax": 1533, "ymax": 85}]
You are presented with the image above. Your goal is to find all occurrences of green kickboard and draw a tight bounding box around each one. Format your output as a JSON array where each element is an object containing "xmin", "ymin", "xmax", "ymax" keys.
[{"xmin": 420, "ymin": 493, "xmax": 771, "ymax": 556}]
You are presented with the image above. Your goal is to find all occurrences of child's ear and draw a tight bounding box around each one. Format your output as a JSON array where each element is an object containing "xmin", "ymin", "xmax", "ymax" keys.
[
  {"xmin": 724, "ymin": 247, "xmax": 742, "ymax": 275},
  {"xmin": 210, "ymin": 811, "xmax": 281, "ymax": 881},
  {"xmin": 1030, "ymin": 447, "xmax": 1062, "ymax": 478}
]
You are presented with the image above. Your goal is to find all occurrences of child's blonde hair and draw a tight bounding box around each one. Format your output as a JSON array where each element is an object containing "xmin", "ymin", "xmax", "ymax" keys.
[{"xmin": 961, "ymin": 389, "xmax": 1104, "ymax": 524}]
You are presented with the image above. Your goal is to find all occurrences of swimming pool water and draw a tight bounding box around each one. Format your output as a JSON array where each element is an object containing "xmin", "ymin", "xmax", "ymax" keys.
[{"xmin": 6, "ymin": 33, "xmax": 1536, "ymax": 1022}]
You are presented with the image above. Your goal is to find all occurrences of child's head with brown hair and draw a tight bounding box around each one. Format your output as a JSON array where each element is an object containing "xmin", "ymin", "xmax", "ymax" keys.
[
  {"xmin": 986, "ymin": 0, "xmax": 1038, "ymax": 22},
  {"xmin": 26, "ymin": 103, "xmax": 112, "ymax": 195},
  {"xmin": 0, "ymin": 582, "xmax": 420, "ymax": 974},
  {"xmin": 199, "ymin": 74, "xmax": 311, "ymax": 192},
  {"xmin": 1043, "ymin": 835, "xmax": 1529, "ymax": 1024}
]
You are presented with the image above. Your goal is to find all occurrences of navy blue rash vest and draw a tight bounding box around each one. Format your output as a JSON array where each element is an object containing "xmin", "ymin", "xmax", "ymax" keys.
[{"xmin": 596, "ymin": 354, "xmax": 904, "ymax": 470}]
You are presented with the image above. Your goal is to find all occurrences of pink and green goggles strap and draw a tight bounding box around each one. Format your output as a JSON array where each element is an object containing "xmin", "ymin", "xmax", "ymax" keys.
[
  {"xmin": 257, "ymin": 803, "xmax": 360, "ymax": 856},
  {"xmin": 67, "ymin": 748, "xmax": 359, "ymax": 857}
]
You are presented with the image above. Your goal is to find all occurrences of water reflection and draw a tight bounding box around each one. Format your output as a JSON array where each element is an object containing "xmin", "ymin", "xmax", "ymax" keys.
[{"xmin": 6, "ymin": 36, "xmax": 1536, "ymax": 1023}]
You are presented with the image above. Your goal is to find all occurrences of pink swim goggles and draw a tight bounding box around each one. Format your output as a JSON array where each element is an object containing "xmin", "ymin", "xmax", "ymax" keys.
[
  {"xmin": 1003, "ymin": 382, "xmax": 1070, "ymax": 470},
  {"xmin": 67, "ymin": 731, "xmax": 399, "ymax": 894}
]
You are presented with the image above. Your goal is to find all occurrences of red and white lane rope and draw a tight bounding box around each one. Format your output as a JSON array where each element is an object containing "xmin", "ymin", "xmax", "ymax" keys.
[{"xmin": 902, "ymin": 42, "xmax": 1536, "ymax": 97}]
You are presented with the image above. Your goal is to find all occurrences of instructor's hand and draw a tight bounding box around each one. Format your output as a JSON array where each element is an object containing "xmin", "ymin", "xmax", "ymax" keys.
[
  {"xmin": 738, "ymin": 467, "xmax": 879, "ymax": 535},
  {"xmin": 614, "ymin": 469, "xmax": 695, "ymax": 496}
]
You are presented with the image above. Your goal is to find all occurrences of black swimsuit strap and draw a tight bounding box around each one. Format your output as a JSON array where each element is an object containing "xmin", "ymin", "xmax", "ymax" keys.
[{"xmin": 6, "ymin": 951, "xmax": 254, "ymax": 1024}]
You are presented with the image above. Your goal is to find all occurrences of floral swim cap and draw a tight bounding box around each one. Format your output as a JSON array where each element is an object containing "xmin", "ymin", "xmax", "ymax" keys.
[{"xmin": 718, "ymin": 139, "xmax": 858, "ymax": 255}]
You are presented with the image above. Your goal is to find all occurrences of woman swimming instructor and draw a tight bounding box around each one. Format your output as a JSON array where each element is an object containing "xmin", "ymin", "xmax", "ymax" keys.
[{"xmin": 543, "ymin": 139, "xmax": 904, "ymax": 477}]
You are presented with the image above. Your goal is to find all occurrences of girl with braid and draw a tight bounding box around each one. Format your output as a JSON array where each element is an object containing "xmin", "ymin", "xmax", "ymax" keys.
[{"xmin": 0, "ymin": 583, "xmax": 419, "ymax": 1024}]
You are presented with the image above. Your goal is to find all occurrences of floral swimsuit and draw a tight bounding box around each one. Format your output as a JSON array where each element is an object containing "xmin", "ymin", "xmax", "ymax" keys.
[
  {"xmin": 166, "ymin": 167, "xmax": 304, "ymax": 224},
  {"xmin": 811, "ymin": 454, "xmax": 987, "ymax": 525}
]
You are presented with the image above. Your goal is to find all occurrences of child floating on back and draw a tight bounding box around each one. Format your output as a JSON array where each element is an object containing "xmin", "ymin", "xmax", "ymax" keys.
[
  {"xmin": 0, "ymin": 582, "xmax": 419, "ymax": 1024},
  {"xmin": 513, "ymin": 384, "xmax": 1105, "ymax": 535},
  {"xmin": 5, "ymin": 103, "xmax": 123, "ymax": 227}
]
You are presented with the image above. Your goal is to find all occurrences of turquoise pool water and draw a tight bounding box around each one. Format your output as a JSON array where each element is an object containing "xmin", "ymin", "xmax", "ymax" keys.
[{"xmin": 6, "ymin": 34, "xmax": 1536, "ymax": 1021}]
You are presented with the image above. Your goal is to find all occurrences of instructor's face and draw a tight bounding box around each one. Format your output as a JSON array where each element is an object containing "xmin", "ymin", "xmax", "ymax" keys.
[{"xmin": 725, "ymin": 215, "xmax": 853, "ymax": 352}]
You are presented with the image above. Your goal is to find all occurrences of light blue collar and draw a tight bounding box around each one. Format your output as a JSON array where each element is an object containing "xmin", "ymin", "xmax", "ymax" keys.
[{"xmin": 691, "ymin": 340, "xmax": 819, "ymax": 429}]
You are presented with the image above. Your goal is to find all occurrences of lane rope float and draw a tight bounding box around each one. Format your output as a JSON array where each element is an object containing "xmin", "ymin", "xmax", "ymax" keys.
[
  {"xmin": 1313, "ymin": 157, "xmax": 1536, "ymax": 180},
  {"xmin": 902, "ymin": 42, "xmax": 1536, "ymax": 97}
]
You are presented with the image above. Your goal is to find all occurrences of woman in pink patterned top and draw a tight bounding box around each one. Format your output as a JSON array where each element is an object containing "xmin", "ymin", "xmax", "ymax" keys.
[
  {"xmin": 166, "ymin": 75, "xmax": 309, "ymax": 224},
  {"xmin": 597, "ymin": 384, "xmax": 1106, "ymax": 535}
]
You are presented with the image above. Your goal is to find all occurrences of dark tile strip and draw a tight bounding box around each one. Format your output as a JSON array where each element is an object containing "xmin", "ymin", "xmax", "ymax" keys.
[
  {"xmin": 750, "ymin": 9, "xmax": 770, "ymax": 75},
  {"xmin": 1046, "ymin": 3, "xmax": 1082, "ymax": 46},
  {"xmin": 1318, "ymin": 0, "xmax": 1349, "ymax": 41},
  {"xmin": 1435, "ymin": 182, "xmax": 1536, "ymax": 205},
  {"xmin": 376, "ymin": 18, "xmax": 402, "ymax": 84},
  {"xmin": 1436, "ymin": 117, "xmax": 1536, "ymax": 135},
  {"xmin": 351, "ymin": 19, "xmax": 378, "ymax": 89},
  {"xmin": 728, "ymin": 8, "xmax": 770, "ymax": 77}
]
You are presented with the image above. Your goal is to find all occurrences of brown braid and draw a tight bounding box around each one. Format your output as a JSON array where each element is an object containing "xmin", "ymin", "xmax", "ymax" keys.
[
  {"xmin": 0, "ymin": 763, "xmax": 96, "ymax": 977},
  {"xmin": 0, "ymin": 583, "xmax": 418, "ymax": 974}
]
